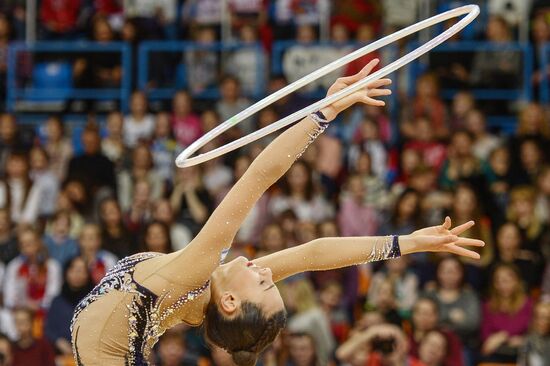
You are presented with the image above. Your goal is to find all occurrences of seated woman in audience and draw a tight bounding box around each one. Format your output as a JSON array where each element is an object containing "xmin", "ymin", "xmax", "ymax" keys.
[
  {"xmin": 101, "ymin": 111, "xmax": 126, "ymax": 170},
  {"xmin": 338, "ymin": 174, "xmax": 380, "ymax": 237},
  {"xmin": 481, "ymin": 263, "xmax": 534, "ymax": 363},
  {"xmin": 519, "ymin": 301, "xmax": 550, "ymax": 366},
  {"xmin": 43, "ymin": 115, "xmax": 72, "ymax": 181},
  {"xmin": 140, "ymin": 221, "xmax": 173, "ymax": 254},
  {"xmin": 43, "ymin": 210, "xmax": 78, "ymax": 266},
  {"xmin": 255, "ymin": 223, "xmax": 286, "ymax": 258},
  {"xmin": 77, "ymin": 223, "xmax": 117, "ymax": 285},
  {"xmin": 408, "ymin": 297, "xmax": 464, "ymax": 366},
  {"xmin": 351, "ymin": 150, "xmax": 388, "ymax": 209},
  {"xmin": 29, "ymin": 146, "xmax": 60, "ymax": 218},
  {"xmin": 366, "ymin": 278, "xmax": 403, "ymax": 326},
  {"xmin": 12, "ymin": 308, "xmax": 55, "ymax": 366},
  {"xmin": 447, "ymin": 183, "xmax": 494, "ymax": 288},
  {"xmin": 488, "ymin": 222, "xmax": 542, "ymax": 290},
  {"xmin": 368, "ymin": 256, "xmax": 419, "ymax": 319},
  {"xmin": 117, "ymin": 143, "xmax": 163, "ymax": 214},
  {"xmin": 286, "ymin": 332, "xmax": 319, "ymax": 366},
  {"xmin": 45, "ymin": 256, "xmax": 93, "ymax": 357},
  {"xmin": 418, "ymin": 330, "xmax": 449, "ymax": 366},
  {"xmin": 424, "ymin": 257, "xmax": 481, "ymax": 360},
  {"xmin": 152, "ymin": 199, "xmax": 192, "ymax": 251},
  {"xmin": 99, "ymin": 197, "xmax": 135, "ymax": 258},
  {"xmin": 4, "ymin": 227, "xmax": 61, "ymax": 313},
  {"xmin": 507, "ymin": 186, "xmax": 549, "ymax": 257},
  {"xmin": 269, "ymin": 160, "xmax": 334, "ymax": 224}
]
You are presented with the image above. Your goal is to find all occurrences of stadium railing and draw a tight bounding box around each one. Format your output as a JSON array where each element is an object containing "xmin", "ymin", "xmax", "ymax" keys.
[
  {"xmin": 137, "ymin": 41, "xmax": 265, "ymax": 100},
  {"xmin": 406, "ymin": 41, "xmax": 533, "ymax": 134},
  {"xmin": 6, "ymin": 41, "xmax": 132, "ymax": 112}
]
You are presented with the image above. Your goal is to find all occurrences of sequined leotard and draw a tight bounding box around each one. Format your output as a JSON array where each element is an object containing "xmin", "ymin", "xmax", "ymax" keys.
[{"xmin": 71, "ymin": 253, "xmax": 210, "ymax": 365}]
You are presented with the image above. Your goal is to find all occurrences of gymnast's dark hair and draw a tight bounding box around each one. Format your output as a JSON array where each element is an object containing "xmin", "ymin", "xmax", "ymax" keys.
[{"xmin": 204, "ymin": 301, "xmax": 287, "ymax": 366}]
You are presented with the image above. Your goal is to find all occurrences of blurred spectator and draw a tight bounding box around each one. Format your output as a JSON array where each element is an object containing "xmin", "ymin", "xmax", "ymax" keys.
[
  {"xmin": 171, "ymin": 91, "xmax": 202, "ymax": 148},
  {"xmin": 418, "ymin": 330, "xmax": 448, "ymax": 366},
  {"xmin": 349, "ymin": 118, "xmax": 388, "ymax": 181},
  {"xmin": 351, "ymin": 150, "xmax": 389, "ymax": 209},
  {"xmin": 0, "ymin": 208, "xmax": 18, "ymax": 264},
  {"xmin": 404, "ymin": 73, "xmax": 449, "ymax": 140},
  {"xmin": 67, "ymin": 123, "xmax": 116, "ymax": 206},
  {"xmin": 518, "ymin": 301, "xmax": 550, "ymax": 366},
  {"xmin": 481, "ymin": 263, "xmax": 533, "ymax": 363},
  {"xmin": 4, "ymin": 227, "xmax": 62, "ymax": 312},
  {"xmin": 125, "ymin": 179, "xmax": 155, "ymax": 233},
  {"xmin": 378, "ymin": 189, "xmax": 422, "ymax": 236},
  {"xmin": 44, "ymin": 256, "xmax": 93, "ymax": 356},
  {"xmin": 402, "ymin": 117, "xmax": 447, "ymax": 173},
  {"xmin": 337, "ymin": 323, "xmax": 422, "ymax": 366},
  {"xmin": 424, "ymin": 257, "xmax": 481, "ymax": 356},
  {"xmin": 469, "ymin": 15, "xmax": 521, "ymax": 89},
  {"xmin": 225, "ymin": 25, "xmax": 265, "ymax": 96},
  {"xmin": 181, "ymin": 0, "xmax": 222, "ymax": 36},
  {"xmin": 117, "ymin": 143, "xmax": 163, "ymax": 213},
  {"xmin": 256, "ymin": 223, "xmax": 285, "ymax": 258},
  {"xmin": 409, "ymin": 297, "xmax": 465, "ymax": 366},
  {"xmin": 270, "ymin": 161, "xmax": 334, "ymax": 223},
  {"xmin": 29, "ymin": 146, "xmax": 59, "ymax": 218},
  {"xmin": 507, "ymin": 186, "xmax": 549, "ymax": 256},
  {"xmin": 216, "ymin": 76, "xmax": 253, "ymax": 134},
  {"xmin": 448, "ymin": 184, "xmax": 494, "ymax": 287},
  {"xmin": 331, "ymin": 0, "xmax": 380, "ymax": 34},
  {"xmin": 42, "ymin": 211, "xmax": 78, "ymax": 266},
  {"xmin": 12, "ymin": 308, "xmax": 55, "ymax": 366},
  {"xmin": 368, "ymin": 257, "xmax": 419, "ymax": 319},
  {"xmin": 155, "ymin": 329, "xmax": 201, "ymax": 366},
  {"xmin": 43, "ymin": 116, "xmax": 72, "ymax": 181},
  {"xmin": 464, "ymin": 109, "xmax": 501, "ymax": 161},
  {"xmin": 39, "ymin": 0, "xmax": 82, "ymax": 39},
  {"xmin": 151, "ymin": 112, "xmax": 179, "ymax": 184},
  {"xmin": 55, "ymin": 186, "xmax": 85, "ymax": 238},
  {"xmin": 0, "ymin": 152, "xmax": 43, "ymax": 225},
  {"xmin": 338, "ymin": 174, "xmax": 380, "ymax": 237},
  {"xmin": 123, "ymin": 91, "xmax": 155, "ymax": 148},
  {"xmin": 140, "ymin": 221, "xmax": 172, "ymax": 254},
  {"xmin": 490, "ymin": 222, "xmax": 542, "ymax": 289},
  {"xmin": 366, "ymin": 279, "xmax": 404, "ymax": 326},
  {"xmin": 536, "ymin": 165, "xmax": 550, "ymax": 224},
  {"xmin": 286, "ymin": 332, "xmax": 319, "ymax": 366},
  {"xmin": 202, "ymin": 144, "xmax": 233, "ymax": 199},
  {"xmin": 319, "ymin": 281, "xmax": 350, "ymax": 344},
  {"xmin": 74, "ymin": 16, "xmax": 122, "ymax": 89},
  {"xmin": 185, "ymin": 27, "xmax": 219, "ymax": 94},
  {"xmin": 99, "ymin": 197, "xmax": 134, "ymax": 258},
  {"xmin": 449, "ymin": 92, "xmax": 475, "ymax": 130},
  {"xmin": 152, "ymin": 199, "xmax": 192, "ymax": 251},
  {"xmin": 0, "ymin": 114, "xmax": 33, "ymax": 172},
  {"xmin": 439, "ymin": 130, "xmax": 495, "ymax": 191},
  {"xmin": 77, "ymin": 223, "xmax": 117, "ymax": 284},
  {"xmin": 101, "ymin": 111, "xmax": 126, "ymax": 169},
  {"xmin": 531, "ymin": 15, "xmax": 550, "ymax": 88},
  {"xmin": 123, "ymin": 0, "xmax": 177, "ymax": 39},
  {"xmin": 0, "ymin": 333, "xmax": 12, "ymax": 366}
]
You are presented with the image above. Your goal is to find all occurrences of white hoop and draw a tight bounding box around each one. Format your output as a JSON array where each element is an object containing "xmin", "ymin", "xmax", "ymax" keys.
[{"xmin": 175, "ymin": 5, "xmax": 479, "ymax": 168}]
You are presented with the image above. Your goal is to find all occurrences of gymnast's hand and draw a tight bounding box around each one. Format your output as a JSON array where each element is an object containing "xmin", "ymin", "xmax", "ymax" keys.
[
  {"xmin": 320, "ymin": 58, "xmax": 392, "ymax": 121},
  {"xmin": 399, "ymin": 216, "xmax": 485, "ymax": 259}
]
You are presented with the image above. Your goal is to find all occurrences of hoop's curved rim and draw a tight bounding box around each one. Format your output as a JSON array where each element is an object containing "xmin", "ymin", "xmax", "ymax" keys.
[{"xmin": 176, "ymin": 4, "xmax": 480, "ymax": 168}]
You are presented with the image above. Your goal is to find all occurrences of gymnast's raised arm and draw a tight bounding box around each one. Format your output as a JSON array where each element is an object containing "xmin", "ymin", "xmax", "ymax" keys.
[
  {"xmin": 252, "ymin": 217, "xmax": 485, "ymax": 283},
  {"xmin": 152, "ymin": 59, "xmax": 392, "ymax": 286}
]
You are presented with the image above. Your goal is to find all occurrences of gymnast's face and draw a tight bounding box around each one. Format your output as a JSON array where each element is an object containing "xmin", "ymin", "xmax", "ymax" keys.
[{"xmin": 212, "ymin": 256, "xmax": 284, "ymax": 317}]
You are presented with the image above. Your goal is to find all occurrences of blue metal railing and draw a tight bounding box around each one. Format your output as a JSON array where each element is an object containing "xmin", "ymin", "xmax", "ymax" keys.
[
  {"xmin": 7, "ymin": 41, "xmax": 132, "ymax": 112},
  {"xmin": 137, "ymin": 41, "xmax": 265, "ymax": 100}
]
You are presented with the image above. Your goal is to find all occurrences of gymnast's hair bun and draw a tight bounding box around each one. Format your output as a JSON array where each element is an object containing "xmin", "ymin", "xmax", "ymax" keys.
[{"xmin": 232, "ymin": 350, "xmax": 258, "ymax": 366}]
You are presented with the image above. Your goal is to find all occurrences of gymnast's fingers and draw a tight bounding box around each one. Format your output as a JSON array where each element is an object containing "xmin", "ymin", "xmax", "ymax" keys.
[
  {"xmin": 366, "ymin": 78, "xmax": 392, "ymax": 89},
  {"xmin": 444, "ymin": 244, "xmax": 481, "ymax": 259},
  {"xmin": 367, "ymin": 88, "xmax": 392, "ymax": 97},
  {"xmin": 362, "ymin": 96, "xmax": 385, "ymax": 106},
  {"xmin": 450, "ymin": 220, "xmax": 475, "ymax": 235},
  {"xmin": 455, "ymin": 238, "xmax": 485, "ymax": 247},
  {"xmin": 337, "ymin": 58, "xmax": 380, "ymax": 85}
]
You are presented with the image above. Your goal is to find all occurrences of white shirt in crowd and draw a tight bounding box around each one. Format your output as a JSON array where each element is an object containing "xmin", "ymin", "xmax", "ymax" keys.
[
  {"xmin": 0, "ymin": 179, "xmax": 43, "ymax": 224},
  {"xmin": 123, "ymin": 114, "xmax": 155, "ymax": 148}
]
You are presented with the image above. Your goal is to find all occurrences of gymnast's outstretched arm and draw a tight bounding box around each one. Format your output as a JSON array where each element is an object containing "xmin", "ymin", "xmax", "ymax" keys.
[
  {"xmin": 252, "ymin": 217, "xmax": 485, "ymax": 283},
  {"xmin": 148, "ymin": 59, "xmax": 391, "ymax": 287}
]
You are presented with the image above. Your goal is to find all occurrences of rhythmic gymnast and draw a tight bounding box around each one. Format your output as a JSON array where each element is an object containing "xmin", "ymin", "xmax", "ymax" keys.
[{"xmin": 70, "ymin": 59, "xmax": 484, "ymax": 366}]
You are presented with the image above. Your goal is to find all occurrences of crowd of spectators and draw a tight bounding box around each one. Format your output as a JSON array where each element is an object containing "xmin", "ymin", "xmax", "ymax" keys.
[{"xmin": 0, "ymin": 1, "xmax": 549, "ymax": 366}]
